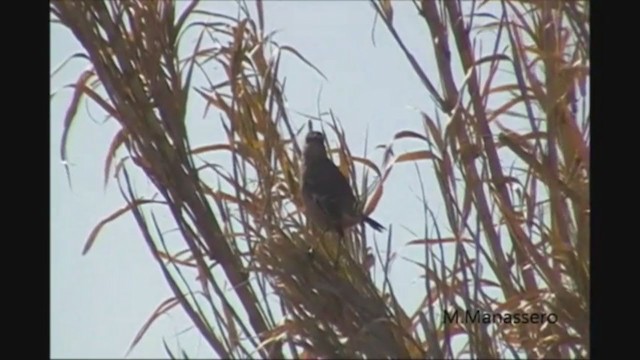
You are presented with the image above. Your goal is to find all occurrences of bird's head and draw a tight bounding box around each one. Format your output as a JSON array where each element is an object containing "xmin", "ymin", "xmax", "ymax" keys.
[{"xmin": 303, "ymin": 131, "xmax": 328, "ymax": 162}]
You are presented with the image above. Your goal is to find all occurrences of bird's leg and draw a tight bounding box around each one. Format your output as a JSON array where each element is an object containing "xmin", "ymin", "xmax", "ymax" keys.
[
  {"xmin": 311, "ymin": 227, "xmax": 331, "ymax": 263},
  {"xmin": 332, "ymin": 240, "xmax": 341, "ymax": 268},
  {"xmin": 332, "ymin": 229, "xmax": 345, "ymax": 268}
]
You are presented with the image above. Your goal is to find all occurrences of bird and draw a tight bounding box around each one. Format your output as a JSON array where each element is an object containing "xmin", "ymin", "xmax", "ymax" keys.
[{"xmin": 300, "ymin": 130, "xmax": 385, "ymax": 265}]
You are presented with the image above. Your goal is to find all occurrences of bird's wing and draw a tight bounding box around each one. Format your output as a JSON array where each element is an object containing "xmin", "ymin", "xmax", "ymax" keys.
[{"xmin": 303, "ymin": 158, "xmax": 357, "ymax": 215}]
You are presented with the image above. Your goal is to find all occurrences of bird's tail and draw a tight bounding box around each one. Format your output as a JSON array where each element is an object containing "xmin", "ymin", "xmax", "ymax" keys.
[{"xmin": 363, "ymin": 216, "xmax": 385, "ymax": 232}]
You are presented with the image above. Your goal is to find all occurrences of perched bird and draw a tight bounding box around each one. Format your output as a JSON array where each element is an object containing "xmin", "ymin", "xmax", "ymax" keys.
[{"xmin": 301, "ymin": 130, "xmax": 384, "ymax": 264}]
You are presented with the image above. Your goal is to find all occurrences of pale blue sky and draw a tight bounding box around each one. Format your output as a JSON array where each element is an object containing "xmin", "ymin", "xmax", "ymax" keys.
[{"xmin": 51, "ymin": 1, "xmax": 526, "ymax": 358}]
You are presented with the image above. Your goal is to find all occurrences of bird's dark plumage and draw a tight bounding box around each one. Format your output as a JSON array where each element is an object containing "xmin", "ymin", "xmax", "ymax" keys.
[{"xmin": 301, "ymin": 131, "xmax": 385, "ymax": 236}]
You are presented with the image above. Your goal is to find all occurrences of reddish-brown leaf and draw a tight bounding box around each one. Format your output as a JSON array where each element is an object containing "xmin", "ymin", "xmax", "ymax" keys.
[
  {"xmin": 126, "ymin": 297, "xmax": 181, "ymax": 357},
  {"xmin": 103, "ymin": 128, "xmax": 128, "ymax": 189},
  {"xmin": 82, "ymin": 199, "xmax": 161, "ymax": 255}
]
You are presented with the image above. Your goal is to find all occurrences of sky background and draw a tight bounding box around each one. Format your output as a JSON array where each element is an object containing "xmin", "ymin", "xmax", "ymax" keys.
[{"xmin": 51, "ymin": 1, "xmax": 533, "ymax": 358}]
